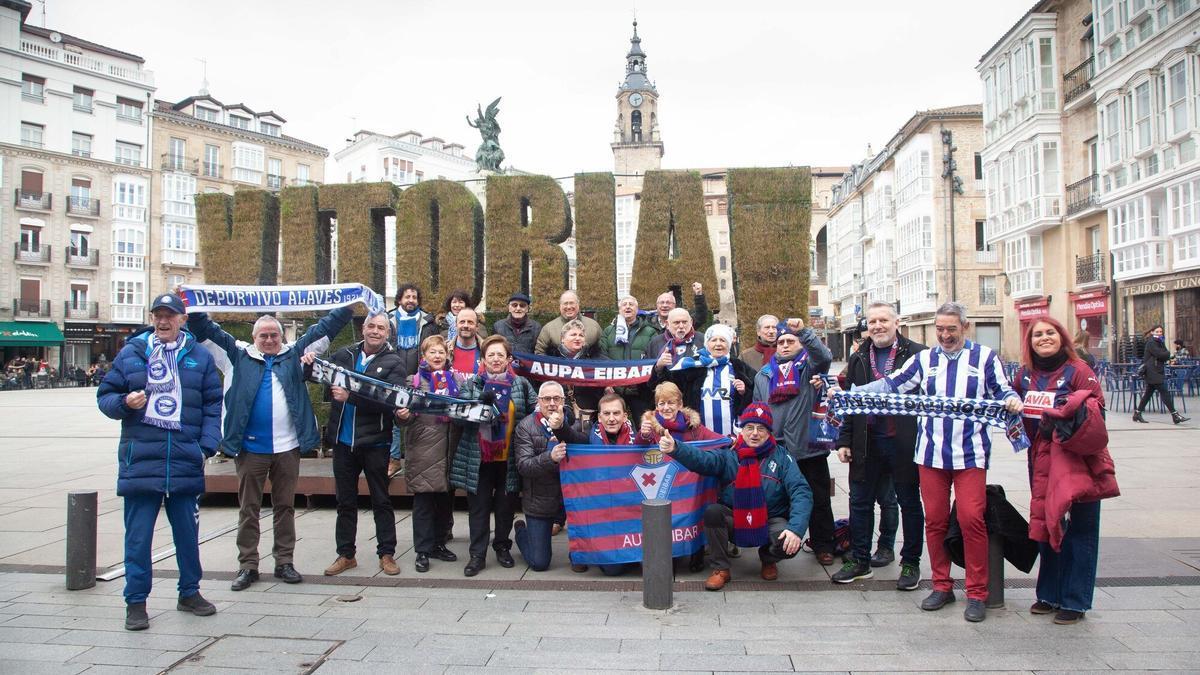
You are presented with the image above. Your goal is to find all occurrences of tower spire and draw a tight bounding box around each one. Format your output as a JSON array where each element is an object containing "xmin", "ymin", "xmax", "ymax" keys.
[{"xmin": 621, "ymin": 18, "xmax": 655, "ymax": 92}]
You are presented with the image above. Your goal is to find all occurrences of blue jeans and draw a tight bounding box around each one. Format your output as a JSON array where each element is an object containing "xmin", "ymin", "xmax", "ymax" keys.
[
  {"xmin": 1036, "ymin": 500, "xmax": 1101, "ymax": 612},
  {"xmin": 849, "ymin": 435, "xmax": 924, "ymax": 565},
  {"xmin": 515, "ymin": 515, "xmax": 554, "ymax": 571},
  {"xmin": 875, "ymin": 474, "xmax": 899, "ymax": 551},
  {"xmin": 123, "ymin": 493, "xmax": 202, "ymax": 605},
  {"xmin": 389, "ymin": 425, "xmax": 403, "ymax": 461}
]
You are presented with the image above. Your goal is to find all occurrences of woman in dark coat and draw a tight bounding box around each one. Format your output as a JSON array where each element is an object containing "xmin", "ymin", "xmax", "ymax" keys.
[
  {"xmin": 1014, "ymin": 316, "xmax": 1119, "ymax": 625},
  {"xmin": 1134, "ymin": 325, "xmax": 1189, "ymax": 424}
]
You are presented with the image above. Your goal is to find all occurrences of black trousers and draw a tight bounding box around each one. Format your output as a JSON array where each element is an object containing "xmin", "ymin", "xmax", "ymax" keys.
[
  {"xmin": 412, "ymin": 491, "xmax": 453, "ymax": 554},
  {"xmin": 466, "ymin": 461, "xmax": 516, "ymax": 559},
  {"xmin": 1137, "ymin": 382, "xmax": 1178, "ymax": 414},
  {"xmin": 333, "ymin": 444, "xmax": 396, "ymax": 558},
  {"xmin": 797, "ymin": 455, "xmax": 835, "ymax": 554}
]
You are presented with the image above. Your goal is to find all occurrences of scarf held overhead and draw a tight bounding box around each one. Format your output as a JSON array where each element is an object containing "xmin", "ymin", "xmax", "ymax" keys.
[
  {"xmin": 180, "ymin": 283, "xmax": 386, "ymax": 316},
  {"xmin": 513, "ymin": 352, "xmax": 656, "ymax": 387},
  {"xmin": 308, "ymin": 357, "xmax": 497, "ymax": 423},
  {"xmin": 825, "ymin": 390, "xmax": 1030, "ymax": 452}
]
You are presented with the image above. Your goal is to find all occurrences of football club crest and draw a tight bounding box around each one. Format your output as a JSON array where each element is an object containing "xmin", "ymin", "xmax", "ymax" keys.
[{"xmin": 630, "ymin": 448, "xmax": 678, "ymax": 501}]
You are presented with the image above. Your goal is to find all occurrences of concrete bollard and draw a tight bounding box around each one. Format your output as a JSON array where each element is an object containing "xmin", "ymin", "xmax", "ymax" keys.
[
  {"xmin": 985, "ymin": 531, "xmax": 1005, "ymax": 609},
  {"xmin": 641, "ymin": 499, "xmax": 673, "ymax": 610},
  {"xmin": 65, "ymin": 491, "xmax": 98, "ymax": 590}
]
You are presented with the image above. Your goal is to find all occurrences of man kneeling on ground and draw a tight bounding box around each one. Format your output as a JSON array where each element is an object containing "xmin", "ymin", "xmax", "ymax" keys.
[{"xmin": 659, "ymin": 403, "xmax": 812, "ymax": 591}]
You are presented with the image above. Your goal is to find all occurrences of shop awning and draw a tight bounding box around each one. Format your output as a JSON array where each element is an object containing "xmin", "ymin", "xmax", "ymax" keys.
[{"xmin": 0, "ymin": 321, "xmax": 65, "ymax": 347}]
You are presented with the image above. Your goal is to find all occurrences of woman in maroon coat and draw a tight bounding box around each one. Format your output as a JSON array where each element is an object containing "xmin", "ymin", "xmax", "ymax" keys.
[{"xmin": 1013, "ymin": 316, "xmax": 1119, "ymax": 625}]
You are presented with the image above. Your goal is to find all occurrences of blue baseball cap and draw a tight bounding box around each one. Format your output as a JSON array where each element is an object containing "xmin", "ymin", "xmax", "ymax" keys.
[{"xmin": 150, "ymin": 294, "xmax": 186, "ymax": 314}]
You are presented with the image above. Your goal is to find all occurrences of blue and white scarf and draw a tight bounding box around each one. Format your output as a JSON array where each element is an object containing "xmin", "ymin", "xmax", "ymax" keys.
[
  {"xmin": 825, "ymin": 390, "xmax": 1030, "ymax": 452},
  {"xmin": 393, "ymin": 307, "xmax": 423, "ymax": 350},
  {"xmin": 445, "ymin": 312, "xmax": 458, "ymax": 345},
  {"xmin": 613, "ymin": 317, "xmax": 630, "ymax": 345},
  {"xmin": 672, "ymin": 348, "xmax": 734, "ymax": 436},
  {"xmin": 143, "ymin": 333, "xmax": 187, "ymax": 431},
  {"xmin": 180, "ymin": 283, "xmax": 386, "ymax": 317}
]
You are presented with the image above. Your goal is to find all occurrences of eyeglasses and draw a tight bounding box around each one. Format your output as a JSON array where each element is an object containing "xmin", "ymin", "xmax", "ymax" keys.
[{"xmin": 538, "ymin": 396, "xmax": 565, "ymax": 403}]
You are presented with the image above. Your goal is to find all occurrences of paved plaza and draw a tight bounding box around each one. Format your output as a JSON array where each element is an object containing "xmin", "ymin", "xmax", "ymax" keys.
[{"xmin": 0, "ymin": 385, "xmax": 1198, "ymax": 673}]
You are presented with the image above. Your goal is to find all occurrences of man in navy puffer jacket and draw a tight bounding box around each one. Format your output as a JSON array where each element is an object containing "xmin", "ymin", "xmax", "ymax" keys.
[{"xmin": 97, "ymin": 294, "xmax": 222, "ymax": 631}]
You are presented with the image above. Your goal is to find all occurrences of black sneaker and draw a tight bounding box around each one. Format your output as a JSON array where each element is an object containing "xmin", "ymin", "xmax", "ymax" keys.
[
  {"xmin": 273, "ymin": 563, "xmax": 302, "ymax": 584},
  {"xmin": 230, "ymin": 568, "xmax": 259, "ymax": 591},
  {"xmin": 964, "ymin": 598, "xmax": 987, "ymax": 622},
  {"xmin": 921, "ymin": 590, "xmax": 956, "ymax": 611},
  {"xmin": 431, "ymin": 545, "xmax": 458, "ymax": 562},
  {"xmin": 125, "ymin": 602, "xmax": 149, "ymax": 631},
  {"xmin": 869, "ymin": 548, "xmax": 895, "ymax": 567},
  {"xmin": 1053, "ymin": 609, "xmax": 1085, "ymax": 624},
  {"xmin": 177, "ymin": 593, "xmax": 216, "ymax": 616},
  {"xmin": 414, "ymin": 553, "xmax": 430, "ymax": 573},
  {"xmin": 831, "ymin": 560, "xmax": 873, "ymax": 584},
  {"xmin": 896, "ymin": 562, "xmax": 920, "ymax": 591},
  {"xmin": 495, "ymin": 548, "xmax": 515, "ymax": 568},
  {"xmin": 1030, "ymin": 600, "xmax": 1056, "ymax": 615}
]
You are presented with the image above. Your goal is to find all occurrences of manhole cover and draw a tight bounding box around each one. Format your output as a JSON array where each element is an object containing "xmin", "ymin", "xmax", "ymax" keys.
[{"xmin": 164, "ymin": 634, "xmax": 343, "ymax": 674}]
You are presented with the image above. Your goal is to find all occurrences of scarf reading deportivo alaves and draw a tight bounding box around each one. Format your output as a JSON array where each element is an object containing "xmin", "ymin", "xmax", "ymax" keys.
[
  {"xmin": 825, "ymin": 390, "xmax": 1031, "ymax": 452},
  {"xmin": 180, "ymin": 283, "xmax": 386, "ymax": 316},
  {"xmin": 143, "ymin": 333, "xmax": 186, "ymax": 431}
]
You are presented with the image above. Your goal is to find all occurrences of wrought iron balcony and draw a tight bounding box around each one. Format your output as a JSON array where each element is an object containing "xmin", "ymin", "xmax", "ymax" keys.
[
  {"xmin": 14, "ymin": 243, "xmax": 50, "ymax": 263},
  {"xmin": 979, "ymin": 285, "xmax": 998, "ymax": 306},
  {"xmin": 66, "ymin": 247, "xmax": 99, "ymax": 267},
  {"xmin": 266, "ymin": 174, "xmax": 284, "ymax": 190},
  {"xmin": 64, "ymin": 300, "xmax": 99, "ymax": 320},
  {"xmin": 67, "ymin": 196, "xmax": 100, "ymax": 217},
  {"xmin": 1066, "ymin": 174, "xmax": 1099, "ymax": 216},
  {"xmin": 13, "ymin": 299, "xmax": 50, "ymax": 318},
  {"xmin": 202, "ymin": 162, "xmax": 223, "ymax": 179},
  {"xmin": 161, "ymin": 154, "xmax": 198, "ymax": 174},
  {"xmin": 15, "ymin": 189, "xmax": 52, "ymax": 211},
  {"xmin": 1063, "ymin": 56, "xmax": 1094, "ymax": 104},
  {"xmin": 1076, "ymin": 252, "xmax": 1106, "ymax": 286}
]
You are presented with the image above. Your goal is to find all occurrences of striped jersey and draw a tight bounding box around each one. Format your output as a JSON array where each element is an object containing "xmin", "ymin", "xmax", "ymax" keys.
[{"xmin": 863, "ymin": 340, "xmax": 1017, "ymax": 470}]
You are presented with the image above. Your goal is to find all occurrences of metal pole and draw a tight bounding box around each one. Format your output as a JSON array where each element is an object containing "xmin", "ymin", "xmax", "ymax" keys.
[
  {"xmin": 641, "ymin": 499, "xmax": 673, "ymax": 610},
  {"xmin": 65, "ymin": 491, "xmax": 97, "ymax": 590},
  {"xmin": 986, "ymin": 531, "xmax": 1005, "ymax": 609}
]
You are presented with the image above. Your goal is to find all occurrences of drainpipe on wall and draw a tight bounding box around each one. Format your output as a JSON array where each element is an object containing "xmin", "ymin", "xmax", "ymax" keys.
[{"xmin": 1110, "ymin": 250, "xmax": 1119, "ymax": 362}]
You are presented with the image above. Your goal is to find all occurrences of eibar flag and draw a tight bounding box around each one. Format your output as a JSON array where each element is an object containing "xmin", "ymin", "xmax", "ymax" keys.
[
  {"xmin": 512, "ymin": 352, "xmax": 657, "ymax": 388},
  {"xmin": 559, "ymin": 440, "xmax": 726, "ymax": 566}
]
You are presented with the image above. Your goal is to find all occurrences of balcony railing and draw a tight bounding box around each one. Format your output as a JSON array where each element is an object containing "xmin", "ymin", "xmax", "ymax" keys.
[
  {"xmin": 161, "ymin": 154, "xmax": 198, "ymax": 174},
  {"xmin": 64, "ymin": 300, "xmax": 99, "ymax": 320},
  {"xmin": 202, "ymin": 162, "xmax": 223, "ymax": 179},
  {"xmin": 1066, "ymin": 174, "xmax": 1099, "ymax": 216},
  {"xmin": 979, "ymin": 286, "xmax": 998, "ymax": 305},
  {"xmin": 266, "ymin": 174, "xmax": 285, "ymax": 190},
  {"xmin": 67, "ymin": 196, "xmax": 100, "ymax": 217},
  {"xmin": 21, "ymin": 39, "xmax": 154, "ymax": 85},
  {"xmin": 14, "ymin": 189, "xmax": 52, "ymax": 210},
  {"xmin": 1076, "ymin": 252, "xmax": 1106, "ymax": 285},
  {"xmin": 1063, "ymin": 56, "xmax": 1095, "ymax": 104},
  {"xmin": 66, "ymin": 247, "xmax": 99, "ymax": 267},
  {"xmin": 14, "ymin": 243, "xmax": 50, "ymax": 263},
  {"xmin": 13, "ymin": 299, "xmax": 51, "ymax": 318}
]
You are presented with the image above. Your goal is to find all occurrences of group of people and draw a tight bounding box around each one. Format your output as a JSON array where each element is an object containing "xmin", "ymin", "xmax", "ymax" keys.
[{"xmin": 97, "ymin": 284, "xmax": 1120, "ymax": 633}]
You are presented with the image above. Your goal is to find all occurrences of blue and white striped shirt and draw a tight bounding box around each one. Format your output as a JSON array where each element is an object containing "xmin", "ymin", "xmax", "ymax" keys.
[{"xmin": 859, "ymin": 340, "xmax": 1017, "ymax": 470}]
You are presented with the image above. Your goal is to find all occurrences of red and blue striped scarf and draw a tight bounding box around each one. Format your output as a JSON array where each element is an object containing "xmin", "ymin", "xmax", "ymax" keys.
[
  {"xmin": 414, "ymin": 360, "xmax": 458, "ymax": 422},
  {"xmin": 478, "ymin": 372, "xmax": 516, "ymax": 462},
  {"xmin": 589, "ymin": 419, "xmax": 635, "ymax": 445},
  {"xmin": 731, "ymin": 434, "xmax": 775, "ymax": 547},
  {"xmin": 765, "ymin": 350, "xmax": 808, "ymax": 403}
]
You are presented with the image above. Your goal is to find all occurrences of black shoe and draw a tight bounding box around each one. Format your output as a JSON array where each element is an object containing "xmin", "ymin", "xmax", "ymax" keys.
[
  {"xmin": 964, "ymin": 598, "xmax": 987, "ymax": 622},
  {"xmin": 921, "ymin": 590, "xmax": 957, "ymax": 611},
  {"xmin": 496, "ymin": 548, "xmax": 515, "ymax": 568},
  {"xmin": 1053, "ymin": 608, "xmax": 1085, "ymax": 624},
  {"xmin": 230, "ymin": 568, "xmax": 259, "ymax": 591},
  {"xmin": 177, "ymin": 593, "xmax": 217, "ymax": 616},
  {"xmin": 896, "ymin": 562, "xmax": 921, "ymax": 591},
  {"xmin": 571, "ymin": 563, "xmax": 589, "ymax": 573},
  {"xmin": 1173, "ymin": 412, "xmax": 1190, "ymax": 425},
  {"xmin": 1133, "ymin": 411, "xmax": 1149, "ymax": 423},
  {"xmin": 869, "ymin": 548, "xmax": 895, "ymax": 567},
  {"xmin": 1030, "ymin": 600, "xmax": 1056, "ymax": 615},
  {"xmin": 831, "ymin": 560, "xmax": 874, "ymax": 584},
  {"xmin": 431, "ymin": 545, "xmax": 458, "ymax": 562},
  {"xmin": 688, "ymin": 550, "xmax": 707, "ymax": 573},
  {"xmin": 273, "ymin": 563, "xmax": 302, "ymax": 584},
  {"xmin": 464, "ymin": 556, "xmax": 486, "ymax": 577},
  {"xmin": 125, "ymin": 602, "xmax": 149, "ymax": 631},
  {"xmin": 414, "ymin": 553, "xmax": 430, "ymax": 573}
]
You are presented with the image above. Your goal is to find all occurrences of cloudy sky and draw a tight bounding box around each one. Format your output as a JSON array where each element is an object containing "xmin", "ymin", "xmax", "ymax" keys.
[{"xmin": 47, "ymin": 0, "xmax": 1033, "ymax": 177}]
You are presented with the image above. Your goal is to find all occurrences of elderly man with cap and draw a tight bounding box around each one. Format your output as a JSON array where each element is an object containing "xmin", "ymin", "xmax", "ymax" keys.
[
  {"xmin": 600, "ymin": 294, "xmax": 658, "ymax": 420},
  {"xmin": 534, "ymin": 290, "xmax": 602, "ymax": 355},
  {"xmin": 649, "ymin": 282, "xmax": 711, "ymax": 333},
  {"xmin": 739, "ymin": 314, "xmax": 779, "ymax": 372},
  {"xmin": 657, "ymin": 323, "xmax": 756, "ymax": 437},
  {"xmin": 493, "ymin": 292, "xmax": 542, "ymax": 356},
  {"xmin": 752, "ymin": 318, "xmax": 836, "ymax": 565},
  {"xmin": 659, "ymin": 403, "xmax": 813, "ymax": 590},
  {"xmin": 647, "ymin": 308, "xmax": 705, "ymax": 373},
  {"xmin": 187, "ymin": 301, "xmax": 353, "ymax": 591},
  {"xmin": 98, "ymin": 294, "xmax": 223, "ymax": 631}
]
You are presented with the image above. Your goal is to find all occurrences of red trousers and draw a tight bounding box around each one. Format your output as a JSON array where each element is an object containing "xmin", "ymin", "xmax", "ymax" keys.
[{"xmin": 919, "ymin": 465, "xmax": 988, "ymax": 601}]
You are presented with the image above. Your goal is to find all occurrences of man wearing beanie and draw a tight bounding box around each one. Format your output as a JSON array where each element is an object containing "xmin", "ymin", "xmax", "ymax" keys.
[
  {"xmin": 752, "ymin": 319, "xmax": 836, "ymax": 564},
  {"xmin": 659, "ymin": 403, "xmax": 813, "ymax": 591}
]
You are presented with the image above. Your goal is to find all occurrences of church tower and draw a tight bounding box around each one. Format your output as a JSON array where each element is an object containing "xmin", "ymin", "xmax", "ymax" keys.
[{"xmin": 612, "ymin": 20, "xmax": 663, "ymax": 190}]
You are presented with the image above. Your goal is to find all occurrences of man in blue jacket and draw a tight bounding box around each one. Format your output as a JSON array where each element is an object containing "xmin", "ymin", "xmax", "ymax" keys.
[
  {"xmin": 187, "ymin": 306, "xmax": 352, "ymax": 591},
  {"xmin": 97, "ymin": 294, "xmax": 222, "ymax": 631},
  {"xmin": 658, "ymin": 403, "xmax": 812, "ymax": 591}
]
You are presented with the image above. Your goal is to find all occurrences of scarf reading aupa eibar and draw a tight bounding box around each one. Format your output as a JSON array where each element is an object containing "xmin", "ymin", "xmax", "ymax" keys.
[
  {"xmin": 824, "ymin": 390, "xmax": 1030, "ymax": 452},
  {"xmin": 180, "ymin": 283, "xmax": 386, "ymax": 316}
]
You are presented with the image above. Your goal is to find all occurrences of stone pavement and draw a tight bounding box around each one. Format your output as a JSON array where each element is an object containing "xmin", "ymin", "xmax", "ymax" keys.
[{"xmin": 0, "ymin": 385, "xmax": 1198, "ymax": 672}]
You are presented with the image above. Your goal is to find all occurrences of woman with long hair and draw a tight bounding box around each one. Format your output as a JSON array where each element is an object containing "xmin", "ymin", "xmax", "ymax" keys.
[
  {"xmin": 1013, "ymin": 316, "xmax": 1119, "ymax": 625},
  {"xmin": 438, "ymin": 290, "xmax": 487, "ymax": 344},
  {"xmin": 1134, "ymin": 325, "xmax": 1189, "ymax": 424}
]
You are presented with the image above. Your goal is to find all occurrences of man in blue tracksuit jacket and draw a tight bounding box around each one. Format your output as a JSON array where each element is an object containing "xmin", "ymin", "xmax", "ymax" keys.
[{"xmin": 97, "ymin": 294, "xmax": 222, "ymax": 631}]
